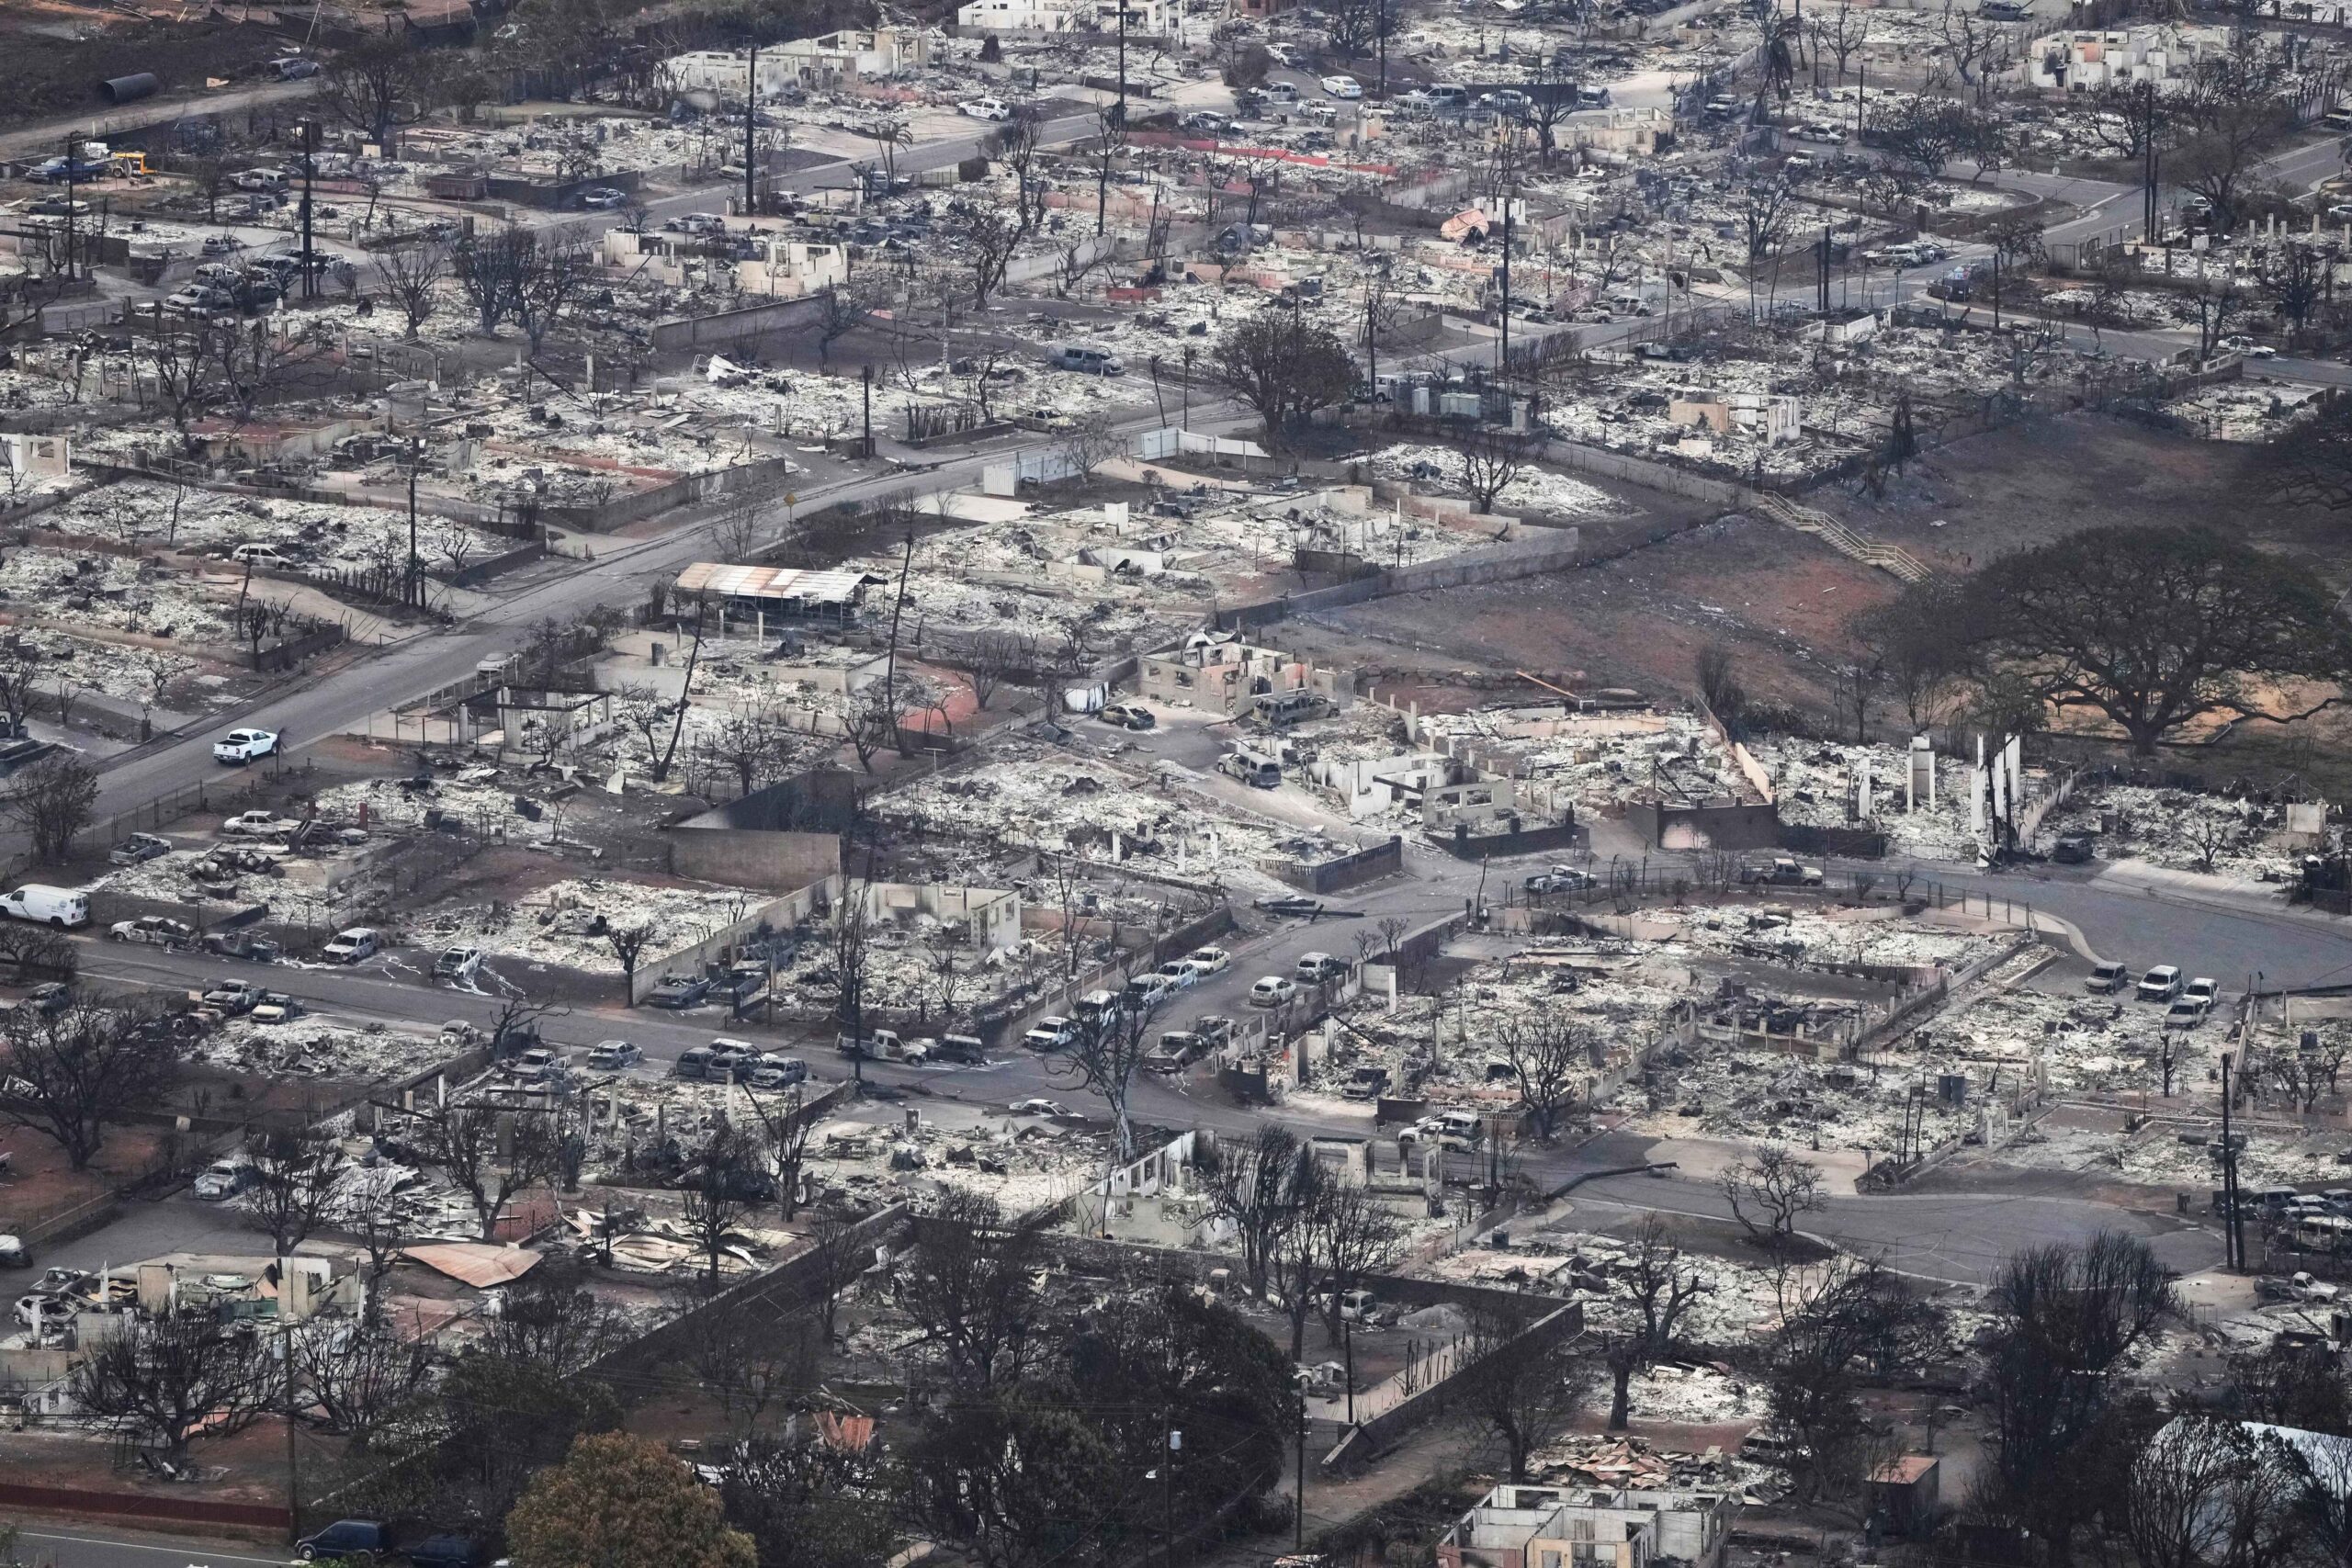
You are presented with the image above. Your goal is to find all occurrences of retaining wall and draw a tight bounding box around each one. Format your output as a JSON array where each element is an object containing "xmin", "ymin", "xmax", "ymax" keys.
[
  {"xmin": 1270, "ymin": 835, "xmax": 1404, "ymax": 895},
  {"xmin": 648, "ymin": 291, "xmax": 830, "ymax": 354},
  {"xmin": 1214, "ymin": 530, "xmax": 1581, "ymax": 632}
]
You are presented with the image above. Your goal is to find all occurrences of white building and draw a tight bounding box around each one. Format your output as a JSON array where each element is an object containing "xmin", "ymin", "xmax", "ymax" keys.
[
  {"xmin": 662, "ymin": 28, "xmax": 933, "ymax": 96},
  {"xmin": 1435, "ymin": 1483, "xmax": 1735, "ymax": 1568},
  {"xmin": 956, "ymin": 0, "xmax": 1168, "ymax": 33},
  {"xmin": 2018, "ymin": 24, "xmax": 2219, "ymax": 92}
]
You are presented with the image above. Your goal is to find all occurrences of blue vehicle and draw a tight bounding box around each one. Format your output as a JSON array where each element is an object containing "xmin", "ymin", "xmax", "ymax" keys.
[{"xmin": 26, "ymin": 157, "xmax": 110, "ymax": 184}]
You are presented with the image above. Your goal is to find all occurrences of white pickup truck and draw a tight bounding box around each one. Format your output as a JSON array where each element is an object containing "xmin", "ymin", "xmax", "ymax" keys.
[{"xmin": 219, "ymin": 809, "xmax": 300, "ymax": 839}]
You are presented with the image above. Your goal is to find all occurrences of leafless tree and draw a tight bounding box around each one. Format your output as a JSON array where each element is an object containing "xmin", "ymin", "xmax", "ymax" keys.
[
  {"xmin": 890, "ymin": 1189, "xmax": 1046, "ymax": 1390},
  {"xmin": 73, "ymin": 1317, "xmax": 275, "ymax": 1464},
  {"xmin": 806, "ymin": 1209, "xmax": 862, "ymax": 1342},
  {"xmin": 1049, "ymin": 978, "xmax": 1154, "ymax": 1165},
  {"xmin": 239, "ymin": 1124, "xmax": 351, "ymax": 1258},
  {"xmin": 322, "ymin": 34, "xmax": 441, "ymax": 149},
  {"xmin": 1499, "ymin": 1015, "xmax": 1591, "ymax": 1141},
  {"xmin": 415, "ymin": 1100, "xmax": 562, "ymax": 1241},
  {"xmin": 372, "ymin": 243, "xmax": 447, "ymax": 341},
  {"xmin": 1454, "ymin": 1299, "xmax": 1590, "ymax": 1481},
  {"xmin": 681, "ymin": 1118, "xmax": 764, "ymax": 1285},
  {"xmin": 2, "ymin": 752, "xmax": 98, "ymax": 863},
  {"xmin": 1601, "ymin": 1214, "xmax": 1711, "ymax": 1428},
  {"xmin": 294, "ymin": 1318, "xmax": 434, "ymax": 1447},
  {"xmin": 1198, "ymin": 1122, "xmax": 1306, "ymax": 1299},
  {"xmin": 965, "ymin": 628, "xmax": 1035, "ymax": 710},
  {"xmin": 452, "ymin": 226, "xmax": 532, "ymax": 336},
  {"xmin": 959, "ymin": 209, "xmax": 1022, "ymax": 310},
  {"xmin": 741, "ymin": 1082, "xmax": 816, "ymax": 1219},
  {"xmin": 0, "ymin": 998, "xmax": 180, "ymax": 1171},
  {"xmin": 1720, "ymin": 1143, "xmax": 1826, "ymax": 1254},
  {"xmin": 831, "ymin": 873, "xmax": 876, "ymax": 1086}
]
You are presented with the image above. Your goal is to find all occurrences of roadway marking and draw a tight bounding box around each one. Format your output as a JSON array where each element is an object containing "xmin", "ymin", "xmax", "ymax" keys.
[{"xmin": 9, "ymin": 1529, "xmax": 288, "ymax": 1565}]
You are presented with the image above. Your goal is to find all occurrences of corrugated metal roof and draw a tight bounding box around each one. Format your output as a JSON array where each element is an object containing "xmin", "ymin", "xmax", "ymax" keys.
[{"xmin": 673, "ymin": 563, "xmax": 865, "ymax": 603}]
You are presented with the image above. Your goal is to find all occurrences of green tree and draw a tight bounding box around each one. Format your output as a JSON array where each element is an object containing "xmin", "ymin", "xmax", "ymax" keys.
[
  {"xmin": 1936, "ymin": 525, "xmax": 2352, "ymax": 755},
  {"xmin": 507, "ymin": 1432, "xmax": 755, "ymax": 1568},
  {"xmin": 1208, "ymin": 313, "xmax": 1358, "ymax": 447},
  {"xmin": 902, "ymin": 1398, "xmax": 1125, "ymax": 1568},
  {"xmin": 720, "ymin": 1433, "xmax": 899, "ymax": 1568}
]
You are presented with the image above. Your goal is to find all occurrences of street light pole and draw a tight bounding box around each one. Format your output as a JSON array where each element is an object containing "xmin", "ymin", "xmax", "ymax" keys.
[{"xmin": 745, "ymin": 43, "xmax": 761, "ymax": 216}]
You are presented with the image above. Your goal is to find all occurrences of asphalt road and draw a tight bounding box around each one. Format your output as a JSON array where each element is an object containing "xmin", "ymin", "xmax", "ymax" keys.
[{"xmin": 0, "ymin": 1523, "xmax": 290, "ymax": 1568}]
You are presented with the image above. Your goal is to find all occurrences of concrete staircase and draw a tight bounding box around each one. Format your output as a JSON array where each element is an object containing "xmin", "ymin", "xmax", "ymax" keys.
[{"xmin": 1750, "ymin": 493, "xmax": 1934, "ymax": 584}]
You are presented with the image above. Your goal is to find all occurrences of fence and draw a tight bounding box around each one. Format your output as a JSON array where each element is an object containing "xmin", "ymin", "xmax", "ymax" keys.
[
  {"xmin": 1321, "ymin": 1300, "xmax": 1583, "ymax": 1473},
  {"xmin": 1213, "ymin": 529, "xmax": 1583, "ymax": 632}
]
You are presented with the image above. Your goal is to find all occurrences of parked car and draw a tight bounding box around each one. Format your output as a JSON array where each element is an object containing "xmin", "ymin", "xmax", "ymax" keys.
[
  {"xmin": 0, "ymin": 885, "xmax": 86, "ymax": 929},
  {"xmin": 296, "ymin": 1519, "xmax": 388, "ymax": 1562},
  {"xmin": 108, "ymin": 832, "xmax": 171, "ymax": 866},
  {"xmin": 403, "ymin": 1536, "xmax": 479, "ymax": 1568},
  {"xmin": 2085, "ymin": 959, "xmax": 2133, "ymax": 995},
  {"xmin": 1737, "ymin": 856, "xmax": 1823, "ymax": 886},
  {"xmin": 435, "ymin": 946, "xmax": 482, "ymax": 981},
  {"xmin": 1010, "ymin": 1097, "xmax": 1071, "ymax": 1117},
  {"xmin": 1156, "ymin": 959, "xmax": 1200, "ymax": 991},
  {"xmin": 1320, "ymin": 74, "xmax": 1363, "ymax": 98},
  {"xmin": 1340, "ymin": 1065, "xmax": 1391, "ymax": 1100},
  {"xmin": 585, "ymin": 1039, "xmax": 642, "ymax": 1070},
  {"xmin": 2052, "ymin": 834, "xmax": 2095, "ymax": 863},
  {"xmin": 248, "ymin": 992, "xmax": 302, "ymax": 1024},
  {"xmin": 578, "ymin": 186, "xmax": 628, "ymax": 209},
  {"xmin": 1024, "ymin": 1015, "xmax": 1077, "ymax": 1051},
  {"xmin": 200, "ymin": 980, "xmax": 266, "ymax": 1014},
  {"xmin": 1049, "ymin": 344, "xmax": 1125, "ymax": 375},
  {"xmin": 507, "ymin": 1047, "xmax": 568, "ymax": 1082},
  {"xmin": 2165, "ymin": 996, "xmax": 2211, "ymax": 1029},
  {"xmin": 2137, "ymin": 964, "xmax": 2185, "ymax": 1002},
  {"xmin": 220, "ymin": 809, "xmax": 297, "ymax": 837},
  {"xmin": 1295, "ymin": 952, "xmax": 1348, "ymax": 983},
  {"xmin": 1098, "ymin": 703, "xmax": 1156, "ymax": 729},
  {"xmin": 1249, "ymin": 976, "xmax": 1299, "ymax": 1008},
  {"xmin": 649, "ymin": 972, "xmax": 712, "ymax": 1009},
  {"xmin": 961, "ymin": 96, "xmax": 1013, "ymax": 120},
  {"xmin": 109, "ymin": 916, "xmax": 194, "ymax": 947},
  {"xmin": 213, "ymin": 727, "xmax": 280, "ymax": 764},
  {"xmin": 321, "ymin": 927, "xmax": 381, "ymax": 964},
  {"xmin": 746, "ymin": 1054, "xmax": 808, "ymax": 1089},
  {"xmin": 165, "ymin": 285, "xmax": 235, "ymax": 315},
  {"xmin": 2184, "ymin": 976, "xmax": 2221, "ymax": 1009},
  {"xmin": 193, "ymin": 1159, "xmax": 256, "ymax": 1200},
  {"xmin": 1184, "ymin": 945, "xmax": 1232, "ymax": 976}
]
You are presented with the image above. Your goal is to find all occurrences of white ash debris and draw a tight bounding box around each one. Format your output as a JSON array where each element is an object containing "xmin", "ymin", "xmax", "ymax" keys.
[
  {"xmin": 1414, "ymin": 705, "xmax": 1741, "ymax": 810},
  {"xmin": 190, "ymin": 1016, "xmax": 452, "ymax": 1082},
  {"xmin": 39, "ymin": 481, "xmax": 507, "ymax": 574},
  {"xmin": 2038, "ymin": 781, "xmax": 2305, "ymax": 881},
  {"xmin": 0, "ymin": 547, "xmax": 234, "ymax": 644},
  {"xmin": 0, "ymin": 626, "xmax": 204, "ymax": 705},
  {"xmin": 1649, "ymin": 905, "xmax": 2007, "ymax": 973},
  {"xmin": 800, "ymin": 1109, "xmax": 1114, "ymax": 1219},
  {"xmin": 1362, "ymin": 443, "xmax": 1623, "ymax": 521},
  {"xmin": 312, "ymin": 774, "xmax": 568, "ymax": 847},
  {"xmin": 871, "ymin": 747, "xmax": 1310, "ymax": 887},
  {"xmin": 401, "ymin": 877, "xmax": 769, "ymax": 974},
  {"xmin": 1932, "ymin": 983, "xmax": 2205, "ymax": 1097},
  {"xmin": 98, "ymin": 847, "xmax": 299, "ymax": 910},
  {"xmin": 1990, "ymin": 1111, "xmax": 2350, "ymax": 1194},
  {"xmin": 1747, "ymin": 736, "xmax": 1983, "ymax": 863}
]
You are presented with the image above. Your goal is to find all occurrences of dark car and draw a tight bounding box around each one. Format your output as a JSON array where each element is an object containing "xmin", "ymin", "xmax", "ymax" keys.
[
  {"xmin": 298, "ymin": 1519, "xmax": 388, "ymax": 1561},
  {"xmin": 405, "ymin": 1535, "xmax": 479, "ymax": 1568},
  {"xmin": 2052, "ymin": 834, "xmax": 2094, "ymax": 864}
]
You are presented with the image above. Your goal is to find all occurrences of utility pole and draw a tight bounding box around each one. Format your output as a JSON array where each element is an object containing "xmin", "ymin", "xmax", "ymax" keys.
[
  {"xmin": 1378, "ymin": 0, "xmax": 1389, "ymax": 96},
  {"xmin": 300, "ymin": 120, "xmax": 316, "ymax": 301},
  {"xmin": 1817, "ymin": 224, "xmax": 1830, "ymax": 313},
  {"xmin": 1181, "ymin": 344, "xmax": 1193, "ymax": 429},
  {"xmin": 1294, "ymin": 1380, "xmax": 1307, "ymax": 1551},
  {"xmin": 1162, "ymin": 1424, "xmax": 1180, "ymax": 1568},
  {"xmin": 406, "ymin": 436, "xmax": 421, "ymax": 608},
  {"xmin": 745, "ymin": 43, "xmax": 761, "ymax": 216},
  {"xmin": 1498, "ymin": 196, "xmax": 1513, "ymax": 375},
  {"xmin": 1364, "ymin": 290, "xmax": 1378, "ymax": 400},
  {"xmin": 861, "ymin": 364, "xmax": 873, "ymax": 457},
  {"xmin": 2221, "ymin": 1050, "xmax": 2246, "ymax": 1271},
  {"xmin": 1115, "ymin": 0, "xmax": 1128, "ymax": 128},
  {"xmin": 281, "ymin": 1314, "xmax": 300, "ymax": 1545}
]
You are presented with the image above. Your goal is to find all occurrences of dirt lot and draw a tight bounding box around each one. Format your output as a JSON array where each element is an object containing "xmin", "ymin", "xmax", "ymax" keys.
[
  {"xmin": 1281, "ymin": 509, "xmax": 1892, "ymax": 717},
  {"xmin": 0, "ymin": 10, "xmax": 288, "ymax": 127},
  {"xmin": 0, "ymin": 1122, "xmax": 170, "ymax": 1235}
]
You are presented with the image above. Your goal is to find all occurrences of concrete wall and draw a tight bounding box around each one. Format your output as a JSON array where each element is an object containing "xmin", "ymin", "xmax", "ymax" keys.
[
  {"xmin": 1536, "ymin": 436, "xmax": 1750, "ymax": 507},
  {"xmin": 1433, "ymin": 819, "xmax": 1586, "ymax": 861},
  {"xmin": 667, "ymin": 825, "xmax": 842, "ymax": 892},
  {"xmin": 632, "ymin": 881, "xmax": 830, "ymax": 1003},
  {"xmin": 1624, "ymin": 799, "xmax": 1781, "ymax": 852},
  {"xmin": 648, "ymin": 291, "xmax": 831, "ymax": 353},
  {"xmin": 1270, "ymin": 835, "xmax": 1404, "ymax": 895},
  {"xmin": 1216, "ymin": 530, "xmax": 1581, "ymax": 633}
]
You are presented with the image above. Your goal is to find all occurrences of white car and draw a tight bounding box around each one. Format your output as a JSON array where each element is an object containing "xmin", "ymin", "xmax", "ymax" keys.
[
  {"xmin": 1023, "ymin": 1016, "xmax": 1076, "ymax": 1051},
  {"xmin": 961, "ymin": 96, "xmax": 1012, "ymax": 121},
  {"xmin": 2137, "ymin": 964, "xmax": 2185, "ymax": 1002},
  {"xmin": 1185, "ymin": 945, "xmax": 1232, "ymax": 976},
  {"xmin": 1156, "ymin": 960, "xmax": 1201, "ymax": 991},
  {"xmin": 2220, "ymin": 335, "xmax": 2276, "ymax": 358},
  {"xmin": 435, "ymin": 946, "xmax": 482, "ymax": 981},
  {"xmin": 1250, "ymin": 976, "xmax": 1299, "ymax": 1008},
  {"xmin": 1321, "ymin": 74, "xmax": 1363, "ymax": 99},
  {"xmin": 192, "ymin": 1159, "xmax": 253, "ymax": 1200},
  {"xmin": 229, "ymin": 544, "xmax": 294, "ymax": 569},
  {"xmin": 1010, "ymin": 1098, "xmax": 1070, "ymax": 1117},
  {"xmin": 579, "ymin": 186, "xmax": 628, "ymax": 209},
  {"xmin": 213, "ymin": 728, "xmax": 279, "ymax": 764}
]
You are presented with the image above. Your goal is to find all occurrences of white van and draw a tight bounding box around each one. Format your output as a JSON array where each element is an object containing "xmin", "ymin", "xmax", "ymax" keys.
[
  {"xmin": 1, "ymin": 885, "xmax": 87, "ymax": 929},
  {"xmin": 322, "ymin": 927, "xmax": 381, "ymax": 963}
]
